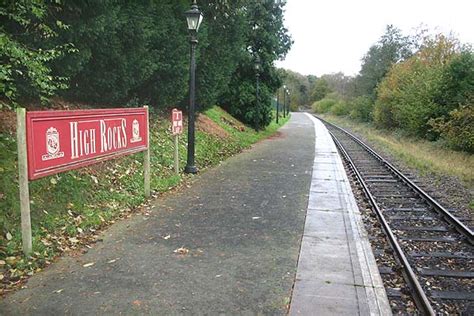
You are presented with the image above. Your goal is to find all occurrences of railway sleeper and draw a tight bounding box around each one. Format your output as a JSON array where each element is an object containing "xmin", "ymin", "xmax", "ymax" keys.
[
  {"xmin": 429, "ymin": 290, "xmax": 474, "ymax": 301},
  {"xmin": 418, "ymin": 268, "xmax": 474, "ymax": 279},
  {"xmin": 409, "ymin": 251, "xmax": 473, "ymax": 260},
  {"xmin": 393, "ymin": 225, "xmax": 450, "ymax": 232},
  {"xmin": 398, "ymin": 236, "xmax": 458, "ymax": 242},
  {"xmin": 384, "ymin": 207, "xmax": 430, "ymax": 212}
]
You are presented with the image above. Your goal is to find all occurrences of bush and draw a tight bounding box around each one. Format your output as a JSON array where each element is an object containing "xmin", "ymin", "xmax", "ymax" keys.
[
  {"xmin": 312, "ymin": 98, "xmax": 336, "ymax": 113},
  {"xmin": 330, "ymin": 100, "xmax": 350, "ymax": 116},
  {"xmin": 429, "ymin": 105, "xmax": 474, "ymax": 153},
  {"xmin": 374, "ymin": 35, "xmax": 460, "ymax": 135},
  {"xmin": 349, "ymin": 96, "xmax": 373, "ymax": 122}
]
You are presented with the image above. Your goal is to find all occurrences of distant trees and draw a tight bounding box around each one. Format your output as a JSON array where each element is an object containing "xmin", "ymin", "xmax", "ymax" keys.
[
  {"xmin": 309, "ymin": 26, "xmax": 473, "ymax": 153},
  {"xmin": 1, "ymin": 0, "xmax": 292, "ymax": 130},
  {"xmin": 354, "ymin": 25, "xmax": 414, "ymax": 100}
]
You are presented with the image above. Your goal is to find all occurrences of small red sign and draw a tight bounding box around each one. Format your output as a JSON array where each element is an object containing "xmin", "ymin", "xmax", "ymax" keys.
[
  {"xmin": 26, "ymin": 108, "xmax": 148, "ymax": 180},
  {"xmin": 171, "ymin": 109, "xmax": 183, "ymax": 135}
]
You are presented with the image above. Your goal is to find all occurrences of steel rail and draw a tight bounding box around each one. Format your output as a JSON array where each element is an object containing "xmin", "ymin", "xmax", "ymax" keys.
[
  {"xmin": 319, "ymin": 117, "xmax": 473, "ymax": 245},
  {"xmin": 329, "ymin": 132, "xmax": 435, "ymax": 315}
]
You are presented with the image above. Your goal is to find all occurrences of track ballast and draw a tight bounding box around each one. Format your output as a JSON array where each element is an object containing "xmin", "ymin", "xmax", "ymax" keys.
[{"xmin": 318, "ymin": 117, "xmax": 473, "ymax": 315}]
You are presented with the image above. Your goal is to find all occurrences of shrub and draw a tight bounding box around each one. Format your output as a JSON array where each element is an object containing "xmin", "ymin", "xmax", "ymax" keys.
[
  {"xmin": 429, "ymin": 105, "xmax": 474, "ymax": 153},
  {"xmin": 330, "ymin": 100, "xmax": 350, "ymax": 116},
  {"xmin": 374, "ymin": 34, "xmax": 459, "ymax": 135},
  {"xmin": 312, "ymin": 98, "xmax": 336, "ymax": 113},
  {"xmin": 349, "ymin": 96, "xmax": 373, "ymax": 122}
]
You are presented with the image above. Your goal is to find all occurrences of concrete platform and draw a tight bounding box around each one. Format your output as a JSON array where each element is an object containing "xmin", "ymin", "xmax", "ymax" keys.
[{"xmin": 289, "ymin": 114, "xmax": 391, "ymax": 315}]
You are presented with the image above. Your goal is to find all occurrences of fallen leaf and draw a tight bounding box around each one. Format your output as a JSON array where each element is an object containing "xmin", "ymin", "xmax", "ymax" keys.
[
  {"xmin": 0, "ymin": 260, "xmax": 5, "ymax": 266},
  {"xmin": 69, "ymin": 237, "xmax": 79, "ymax": 243},
  {"xmin": 0, "ymin": 274, "xmax": 4, "ymax": 281},
  {"xmin": 107, "ymin": 258, "xmax": 119, "ymax": 264},
  {"xmin": 91, "ymin": 175, "xmax": 98, "ymax": 184},
  {"xmin": 6, "ymin": 256, "xmax": 17, "ymax": 264},
  {"xmin": 163, "ymin": 235, "xmax": 171, "ymax": 240},
  {"xmin": 6, "ymin": 232, "xmax": 12, "ymax": 240},
  {"xmin": 173, "ymin": 247, "xmax": 189, "ymax": 255},
  {"xmin": 83, "ymin": 262, "xmax": 95, "ymax": 268},
  {"xmin": 77, "ymin": 227, "xmax": 83, "ymax": 234},
  {"xmin": 53, "ymin": 289, "xmax": 64, "ymax": 294},
  {"xmin": 50, "ymin": 177, "xmax": 57, "ymax": 185},
  {"xmin": 132, "ymin": 300, "xmax": 142, "ymax": 306}
]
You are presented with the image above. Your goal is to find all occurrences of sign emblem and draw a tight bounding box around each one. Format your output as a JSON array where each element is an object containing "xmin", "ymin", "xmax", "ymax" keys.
[
  {"xmin": 130, "ymin": 119, "xmax": 142, "ymax": 143},
  {"xmin": 42, "ymin": 127, "xmax": 64, "ymax": 161}
]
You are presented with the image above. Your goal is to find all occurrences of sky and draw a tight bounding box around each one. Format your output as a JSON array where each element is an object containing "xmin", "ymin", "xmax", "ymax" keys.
[{"xmin": 275, "ymin": 0, "xmax": 474, "ymax": 77}]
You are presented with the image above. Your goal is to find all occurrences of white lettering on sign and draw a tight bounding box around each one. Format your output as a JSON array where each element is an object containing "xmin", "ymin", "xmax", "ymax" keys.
[
  {"xmin": 70, "ymin": 122, "xmax": 97, "ymax": 159},
  {"xmin": 70, "ymin": 119, "xmax": 127, "ymax": 159},
  {"xmin": 100, "ymin": 119, "xmax": 127, "ymax": 153}
]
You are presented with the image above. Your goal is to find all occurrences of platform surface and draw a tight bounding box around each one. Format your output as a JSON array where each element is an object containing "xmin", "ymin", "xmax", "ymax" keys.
[
  {"xmin": 0, "ymin": 113, "xmax": 390, "ymax": 315},
  {"xmin": 289, "ymin": 114, "xmax": 391, "ymax": 315}
]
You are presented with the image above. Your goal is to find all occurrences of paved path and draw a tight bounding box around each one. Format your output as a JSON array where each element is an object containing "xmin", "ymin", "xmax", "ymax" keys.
[{"xmin": 1, "ymin": 113, "xmax": 315, "ymax": 315}]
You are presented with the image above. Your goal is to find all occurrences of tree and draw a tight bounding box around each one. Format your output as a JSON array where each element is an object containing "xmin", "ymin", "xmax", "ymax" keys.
[
  {"xmin": 220, "ymin": 0, "xmax": 292, "ymax": 129},
  {"xmin": 374, "ymin": 34, "xmax": 461, "ymax": 136},
  {"xmin": 355, "ymin": 25, "xmax": 413, "ymax": 100},
  {"xmin": 310, "ymin": 78, "xmax": 331, "ymax": 102},
  {"xmin": 0, "ymin": 0, "xmax": 74, "ymax": 106}
]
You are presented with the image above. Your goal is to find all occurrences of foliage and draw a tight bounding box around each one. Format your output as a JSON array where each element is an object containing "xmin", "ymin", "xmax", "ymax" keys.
[
  {"xmin": 354, "ymin": 25, "xmax": 414, "ymax": 100},
  {"xmin": 310, "ymin": 78, "xmax": 331, "ymax": 102},
  {"xmin": 349, "ymin": 96, "xmax": 373, "ymax": 122},
  {"xmin": 0, "ymin": 0, "xmax": 75, "ymax": 106},
  {"xmin": 330, "ymin": 100, "xmax": 350, "ymax": 116},
  {"xmin": 278, "ymin": 68, "xmax": 311, "ymax": 109},
  {"xmin": 312, "ymin": 98, "xmax": 337, "ymax": 113},
  {"xmin": 429, "ymin": 106, "xmax": 474, "ymax": 153},
  {"xmin": 221, "ymin": 0, "xmax": 292, "ymax": 129},
  {"xmin": 374, "ymin": 34, "xmax": 461, "ymax": 137},
  {"xmin": 435, "ymin": 49, "xmax": 474, "ymax": 110}
]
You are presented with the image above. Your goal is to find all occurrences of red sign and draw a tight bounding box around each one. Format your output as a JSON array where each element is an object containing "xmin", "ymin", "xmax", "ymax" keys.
[
  {"xmin": 171, "ymin": 109, "xmax": 183, "ymax": 135},
  {"xmin": 26, "ymin": 108, "xmax": 148, "ymax": 180}
]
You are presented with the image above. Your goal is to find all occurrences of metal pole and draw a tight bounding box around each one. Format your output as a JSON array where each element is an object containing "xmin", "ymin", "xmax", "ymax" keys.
[
  {"xmin": 283, "ymin": 90, "xmax": 286, "ymax": 118},
  {"xmin": 256, "ymin": 72, "xmax": 260, "ymax": 129},
  {"xmin": 17, "ymin": 108, "xmax": 32, "ymax": 255},
  {"xmin": 185, "ymin": 34, "xmax": 198, "ymax": 174},
  {"xmin": 276, "ymin": 89, "xmax": 279, "ymax": 124},
  {"xmin": 144, "ymin": 106, "xmax": 151, "ymax": 197}
]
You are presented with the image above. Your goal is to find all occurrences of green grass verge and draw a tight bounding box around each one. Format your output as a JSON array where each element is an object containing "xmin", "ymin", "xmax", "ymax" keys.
[
  {"xmin": 0, "ymin": 106, "xmax": 289, "ymax": 289},
  {"xmin": 318, "ymin": 113, "xmax": 474, "ymax": 186}
]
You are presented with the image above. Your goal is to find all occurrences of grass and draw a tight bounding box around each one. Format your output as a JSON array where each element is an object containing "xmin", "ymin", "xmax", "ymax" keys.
[
  {"xmin": 318, "ymin": 113, "xmax": 474, "ymax": 186},
  {"xmin": 0, "ymin": 106, "xmax": 289, "ymax": 291}
]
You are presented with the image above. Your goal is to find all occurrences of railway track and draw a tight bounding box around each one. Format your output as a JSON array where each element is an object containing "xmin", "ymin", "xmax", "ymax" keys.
[{"xmin": 317, "ymin": 117, "xmax": 473, "ymax": 315}]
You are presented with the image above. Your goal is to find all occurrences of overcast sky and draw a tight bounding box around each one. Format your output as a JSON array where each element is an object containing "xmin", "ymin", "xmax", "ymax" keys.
[{"xmin": 275, "ymin": 0, "xmax": 474, "ymax": 77}]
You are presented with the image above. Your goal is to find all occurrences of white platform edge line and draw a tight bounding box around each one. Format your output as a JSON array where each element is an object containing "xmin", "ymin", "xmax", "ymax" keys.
[{"xmin": 303, "ymin": 113, "xmax": 392, "ymax": 316}]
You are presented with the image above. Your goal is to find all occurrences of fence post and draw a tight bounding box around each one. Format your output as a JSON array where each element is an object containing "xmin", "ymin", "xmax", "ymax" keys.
[
  {"xmin": 17, "ymin": 108, "xmax": 32, "ymax": 255},
  {"xmin": 144, "ymin": 106, "xmax": 151, "ymax": 198}
]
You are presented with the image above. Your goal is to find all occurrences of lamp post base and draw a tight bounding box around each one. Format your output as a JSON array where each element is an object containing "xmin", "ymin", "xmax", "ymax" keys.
[{"xmin": 184, "ymin": 164, "xmax": 198, "ymax": 174}]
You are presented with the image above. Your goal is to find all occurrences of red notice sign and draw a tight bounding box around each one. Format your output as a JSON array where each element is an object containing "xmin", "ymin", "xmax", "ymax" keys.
[
  {"xmin": 171, "ymin": 108, "xmax": 183, "ymax": 135},
  {"xmin": 26, "ymin": 108, "xmax": 148, "ymax": 180}
]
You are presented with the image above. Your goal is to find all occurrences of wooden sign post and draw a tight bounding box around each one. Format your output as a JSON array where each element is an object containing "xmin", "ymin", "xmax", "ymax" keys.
[
  {"xmin": 16, "ymin": 106, "xmax": 150, "ymax": 255},
  {"xmin": 171, "ymin": 109, "xmax": 183, "ymax": 174}
]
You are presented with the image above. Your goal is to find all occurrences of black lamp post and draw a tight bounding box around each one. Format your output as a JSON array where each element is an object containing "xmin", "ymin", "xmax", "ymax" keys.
[
  {"xmin": 254, "ymin": 55, "xmax": 261, "ymax": 129},
  {"xmin": 286, "ymin": 88, "xmax": 290, "ymax": 116},
  {"xmin": 282, "ymin": 85, "xmax": 286, "ymax": 118},
  {"xmin": 276, "ymin": 88, "xmax": 279, "ymax": 124},
  {"xmin": 184, "ymin": 0, "xmax": 203, "ymax": 174}
]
